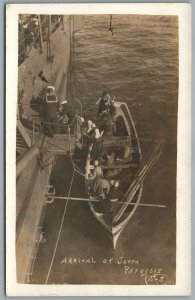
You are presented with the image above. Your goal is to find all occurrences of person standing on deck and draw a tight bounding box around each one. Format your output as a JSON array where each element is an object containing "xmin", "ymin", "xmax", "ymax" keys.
[
  {"xmin": 59, "ymin": 100, "xmax": 75, "ymax": 125},
  {"xmin": 42, "ymin": 86, "xmax": 60, "ymax": 137}
]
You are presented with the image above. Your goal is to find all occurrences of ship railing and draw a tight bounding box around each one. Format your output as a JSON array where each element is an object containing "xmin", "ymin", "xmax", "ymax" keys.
[
  {"xmin": 18, "ymin": 15, "xmax": 64, "ymax": 66},
  {"xmin": 30, "ymin": 110, "xmax": 82, "ymax": 146}
]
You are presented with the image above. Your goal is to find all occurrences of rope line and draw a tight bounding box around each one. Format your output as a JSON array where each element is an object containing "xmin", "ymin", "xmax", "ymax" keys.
[
  {"xmin": 44, "ymin": 168, "xmax": 75, "ymax": 284},
  {"xmin": 44, "ymin": 121, "xmax": 81, "ymax": 283}
]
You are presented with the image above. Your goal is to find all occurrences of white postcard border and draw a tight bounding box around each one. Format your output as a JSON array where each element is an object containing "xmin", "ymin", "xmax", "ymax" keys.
[{"xmin": 6, "ymin": 3, "xmax": 191, "ymax": 296}]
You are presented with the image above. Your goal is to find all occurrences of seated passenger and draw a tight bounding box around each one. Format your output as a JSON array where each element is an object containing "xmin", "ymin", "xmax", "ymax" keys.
[
  {"xmin": 107, "ymin": 181, "xmax": 124, "ymax": 213},
  {"xmin": 123, "ymin": 145, "xmax": 132, "ymax": 162},
  {"xmin": 109, "ymin": 97, "xmax": 117, "ymax": 133},
  {"xmin": 103, "ymin": 116, "xmax": 114, "ymax": 137},
  {"xmin": 108, "ymin": 181, "xmax": 123, "ymax": 201},
  {"xmin": 92, "ymin": 177, "xmax": 110, "ymax": 199},
  {"xmin": 116, "ymin": 145, "xmax": 132, "ymax": 163},
  {"xmin": 109, "ymin": 179, "xmax": 115, "ymax": 190},
  {"xmin": 91, "ymin": 160, "xmax": 103, "ymax": 179},
  {"xmin": 102, "ymin": 179, "xmax": 110, "ymax": 195},
  {"xmin": 87, "ymin": 160, "xmax": 105, "ymax": 198},
  {"xmin": 109, "ymin": 97, "xmax": 117, "ymax": 117},
  {"xmin": 106, "ymin": 152, "xmax": 115, "ymax": 166}
]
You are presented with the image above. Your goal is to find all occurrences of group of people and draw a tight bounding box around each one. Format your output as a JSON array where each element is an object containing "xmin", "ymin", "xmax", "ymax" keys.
[
  {"xmin": 85, "ymin": 159, "xmax": 124, "ymax": 212},
  {"xmin": 33, "ymin": 85, "xmax": 75, "ymax": 138},
  {"xmin": 83, "ymin": 92, "xmax": 127, "ymax": 211},
  {"xmin": 81, "ymin": 120, "xmax": 105, "ymax": 161}
]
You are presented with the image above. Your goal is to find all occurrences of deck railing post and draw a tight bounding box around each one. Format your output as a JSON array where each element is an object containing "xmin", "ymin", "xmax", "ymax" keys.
[
  {"xmin": 38, "ymin": 15, "xmax": 43, "ymax": 53},
  {"xmin": 48, "ymin": 15, "xmax": 52, "ymax": 36},
  {"xmin": 32, "ymin": 121, "xmax": 35, "ymax": 146}
]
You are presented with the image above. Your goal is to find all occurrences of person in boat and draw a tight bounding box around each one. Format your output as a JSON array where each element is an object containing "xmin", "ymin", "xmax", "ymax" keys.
[
  {"xmin": 89, "ymin": 123, "xmax": 97, "ymax": 138},
  {"xmin": 106, "ymin": 152, "xmax": 115, "ymax": 166},
  {"xmin": 87, "ymin": 160, "xmax": 103, "ymax": 196},
  {"xmin": 115, "ymin": 145, "xmax": 132, "ymax": 163},
  {"xmin": 97, "ymin": 91, "xmax": 111, "ymax": 117},
  {"xmin": 83, "ymin": 120, "xmax": 96, "ymax": 148},
  {"xmin": 97, "ymin": 96, "xmax": 116, "ymax": 135},
  {"xmin": 89, "ymin": 161, "xmax": 111, "ymax": 199},
  {"xmin": 75, "ymin": 116, "xmax": 85, "ymax": 140},
  {"xmin": 102, "ymin": 179, "xmax": 110, "ymax": 196},
  {"xmin": 107, "ymin": 181, "xmax": 124, "ymax": 213},
  {"xmin": 91, "ymin": 160, "xmax": 103, "ymax": 179},
  {"xmin": 86, "ymin": 120, "xmax": 93, "ymax": 133},
  {"xmin": 102, "ymin": 116, "xmax": 115, "ymax": 137},
  {"xmin": 109, "ymin": 96, "xmax": 116, "ymax": 117},
  {"xmin": 91, "ymin": 128, "xmax": 105, "ymax": 161},
  {"xmin": 85, "ymin": 168, "xmax": 95, "ymax": 195},
  {"xmin": 109, "ymin": 97, "xmax": 117, "ymax": 134},
  {"xmin": 109, "ymin": 179, "xmax": 115, "ymax": 193}
]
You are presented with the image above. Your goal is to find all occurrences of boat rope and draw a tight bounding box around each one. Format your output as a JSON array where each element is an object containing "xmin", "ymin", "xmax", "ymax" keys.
[
  {"xmin": 44, "ymin": 167, "xmax": 76, "ymax": 284},
  {"xmin": 47, "ymin": 195, "xmax": 166, "ymax": 208},
  {"xmin": 44, "ymin": 124, "xmax": 85, "ymax": 283}
]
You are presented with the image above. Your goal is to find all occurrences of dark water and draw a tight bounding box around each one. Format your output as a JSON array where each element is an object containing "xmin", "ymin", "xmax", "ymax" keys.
[{"xmin": 32, "ymin": 15, "xmax": 178, "ymax": 285}]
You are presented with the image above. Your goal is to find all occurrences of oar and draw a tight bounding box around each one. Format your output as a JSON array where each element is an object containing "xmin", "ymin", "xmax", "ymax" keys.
[
  {"xmin": 112, "ymin": 141, "xmax": 164, "ymax": 223},
  {"xmin": 46, "ymin": 195, "xmax": 166, "ymax": 208}
]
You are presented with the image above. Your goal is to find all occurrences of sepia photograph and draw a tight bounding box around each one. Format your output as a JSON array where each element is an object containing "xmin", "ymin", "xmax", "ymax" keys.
[{"xmin": 6, "ymin": 3, "xmax": 191, "ymax": 296}]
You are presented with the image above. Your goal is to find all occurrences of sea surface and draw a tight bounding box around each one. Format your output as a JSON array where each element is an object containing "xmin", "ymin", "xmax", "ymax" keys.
[{"xmin": 32, "ymin": 15, "xmax": 178, "ymax": 285}]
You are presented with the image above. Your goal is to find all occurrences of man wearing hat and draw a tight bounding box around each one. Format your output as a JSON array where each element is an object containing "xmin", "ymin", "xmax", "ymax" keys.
[
  {"xmin": 42, "ymin": 85, "xmax": 61, "ymax": 137},
  {"xmin": 97, "ymin": 91, "xmax": 111, "ymax": 117},
  {"xmin": 59, "ymin": 99, "xmax": 75, "ymax": 125}
]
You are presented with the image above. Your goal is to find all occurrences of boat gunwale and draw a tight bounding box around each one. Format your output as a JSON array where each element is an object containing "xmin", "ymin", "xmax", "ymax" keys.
[{"xmin": 86, "ymin": 101, "xmax": 142, "ymax": 240}]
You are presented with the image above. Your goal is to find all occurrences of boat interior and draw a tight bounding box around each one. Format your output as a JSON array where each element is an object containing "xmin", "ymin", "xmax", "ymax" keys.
[{"xmin": 84, "ymin": 102, "xmax": 142, "ymax": 225}]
